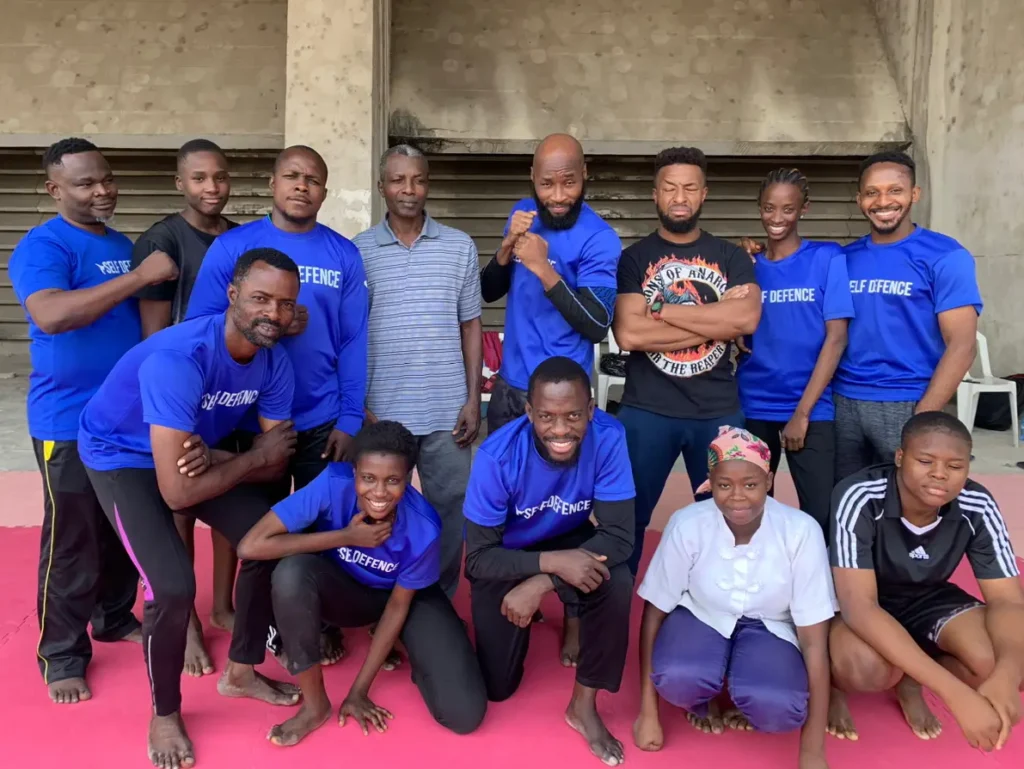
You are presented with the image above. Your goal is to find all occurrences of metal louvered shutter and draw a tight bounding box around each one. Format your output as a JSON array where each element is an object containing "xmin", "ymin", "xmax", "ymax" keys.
[
  {"xmin": 425, "ymin": 154, "xmax": 868, "ymax": 332},
  {"xmin": 0, "ymin": 148, "xmax": 278, "ymax": 364}
]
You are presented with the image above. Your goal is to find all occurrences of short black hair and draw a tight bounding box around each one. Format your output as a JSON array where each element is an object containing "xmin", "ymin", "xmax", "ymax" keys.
[
  {"xmin": 654, "ymin": 146, "xmax": 708, "ymax": 183},
  {"xmin": 527, "ymin": 356, "xmax": 591, "ymax": 403},
  {"xmin": 351, "ymin": 420, "xmax": 418, "ymax": 472},
  {"xmin": 859, "ymin": 150, "xmax": 916, "ymax": 187},
  {"xmin": 274, "ymin": 145, "xmax": 328, "ymax": 179},
  {"xmin": 900, "ymin": 411, "xmax": 972, "ymax": 450},
  {"xmin": 177, "ymin": 138, "xmax": 226, "ymax": 169},
  {"xmin": 43, "ymin": 137, "xmax": 100, "ymax": 172},
  {"xmin": 760, "ymin": 167, "xmax": 810, "ymax": 205},
  {"xmin": 231, "ymin": 248, "xmax": 299, "ymax": 285}
]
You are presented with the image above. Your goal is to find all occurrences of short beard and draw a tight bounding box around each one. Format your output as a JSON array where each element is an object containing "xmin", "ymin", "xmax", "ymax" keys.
[
  {"xmin": 870, "ymin": 207, "xmax": 911, "ymax": 235},
  {"xmin": 532, "ymin": 432, "xmax": 580, "ymax": 467},
  {"xmin": 234, "ymin": 311, "xmax": 281, "ymax": 349},
  {"xmin": 533, "ymin": 183, "xmax": 586, "ymax": 231},
  {"xmin": 657, "ymin": 204, "xmax": 701, "ymax": 235}
]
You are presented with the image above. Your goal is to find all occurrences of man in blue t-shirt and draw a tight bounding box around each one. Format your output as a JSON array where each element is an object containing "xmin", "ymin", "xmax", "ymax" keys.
[
  {"xmin": 480, "ymin": 134, "xmax": 621, "ymax": 433},
  {"xmin": 8, "ymin": 137, "xmax": 180, "ymax": 706},
  {"xmin": 235, "ymin": 420, "xmax": 486, "ymax": 746},
  {"xmin": 78, "ymin": 248, "xmax": 302, "ymax": 769},
  {"xmin": 834, "ymin": 152, "xmax": 982, "ymax": 481},
  {"xmin": 464, "ymin": 356, "xmax": 635, "ymax": 767},
  {"xmin": 186, "ymin": 144, "xmax": 369, "ymax": 491}
]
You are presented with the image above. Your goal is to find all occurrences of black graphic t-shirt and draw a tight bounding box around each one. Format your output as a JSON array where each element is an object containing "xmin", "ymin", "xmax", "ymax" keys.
[
  {"xmin": 132, "ymin": 213, "xmax": 238, "ymax": 324},
  {"xmin": 617, "ymin": 230, "xmax": 757, "ymax": 419}
]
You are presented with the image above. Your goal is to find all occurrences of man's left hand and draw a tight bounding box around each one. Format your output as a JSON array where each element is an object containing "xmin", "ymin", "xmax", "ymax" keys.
[
  {"xmin": 513, "ymin": 233, "xmax": 552, "ymax": 276},
  {"xmin": 285, "ymin": 304, "xmax": 309, "ymax": 336},
  {"xmin": 453, "ymin": 401, "xmax": 481, "ymax": 447},
  {"xmin": 177, "ymin": 434, "xmax": 210, "ymax": 477},
  {"xmin": 781, "ymin": 412, "xmax": 810, "ymax": 452},
  {"xmin": 322, "ymin": 429, "xmax": 354, "ymax": 462}
]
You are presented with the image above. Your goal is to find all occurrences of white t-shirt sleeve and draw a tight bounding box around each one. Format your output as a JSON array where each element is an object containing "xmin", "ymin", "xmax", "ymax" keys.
[
  {"xmin": 637, "ymin": 507, "xmax": 694, "ymax": 614},
  {"xmin": 789, "ymin": 516, "xmax": 838, "ymax": 627}
]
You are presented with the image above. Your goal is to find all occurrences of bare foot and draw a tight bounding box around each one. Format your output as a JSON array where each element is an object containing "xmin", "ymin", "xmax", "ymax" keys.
[
  {"xmin": 148, "ymin": 711, "xmax": 195, "ymax": 769},
  {"xmin": 321, "ymin": 627, "xmax": 345, "ymax": 666},
  {"xmin": 183, "ymin": 619, "xmax": 214, "ymax": 677},
  {"xmin": 561, "ymin": 616, "xmax": 581, "ymax": 668},
  {"xmin": 896, "ymin": 677, "xmax": 942, "ymax": 740},
  {"xmin": 827, "ymin": 688, "xmax": 859, "ymax": 740},
  {"xmin": 565, "ymin": 692, "xmax": 625, "ymax": 766},
  {"xmin": 48, "ymin": 677, "xmax": 91, "ymax": 705},
  {"xmin": 122, "ymin": 627, "xmax": 144, "ymax": 644},
  {"xmin": 209, "ymin": 608, "xmax": 235, "ymax": 633},
  {"xmin": 722, "ymin": 707, "xmax": 754, "ymax": 732},
  {"xmin": 217, "ymin": 663, "xmax": 301, "ymax": 706},
  {"xmin": 686, "ymin": 697, "xmax": 725, "ymax": 734},
  {"xmin": 367, "ymin": 625, "xmax": 402, "ymax": 671},
  {"xmin": 268, "ymin": 700, "xmax": 332, "ymax": 747}
]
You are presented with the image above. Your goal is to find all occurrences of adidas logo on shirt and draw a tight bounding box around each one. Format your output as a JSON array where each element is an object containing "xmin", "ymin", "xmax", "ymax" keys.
[{"xmin": 908, "ymin": 546, "xmax": 930, "ymax": 560}]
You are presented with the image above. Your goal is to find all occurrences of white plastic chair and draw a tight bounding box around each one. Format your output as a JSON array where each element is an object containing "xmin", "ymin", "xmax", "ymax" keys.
[
  {"xmin": 595, "ymin": 330, "xmax": 627, "ymax": 411},
  {"xmin": 957, "ymin": 331, "xmax": 1018, "ymax": 447}
]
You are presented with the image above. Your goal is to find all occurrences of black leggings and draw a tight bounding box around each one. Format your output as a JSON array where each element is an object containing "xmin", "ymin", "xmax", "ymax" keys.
[
  {"xmin": 469, "ymin": 527, "xmax": 634, "ymax": 701},
  {"xmin": 271, "ymin": 554, "xmax": 487, "ymax": 735},
  {"xmin": 744, "ymin": 418, "xmax": 836, "ymax": 536},
  {"xmin": 86, "ymin": 466, "xmax": 275, "ymax": 716}
]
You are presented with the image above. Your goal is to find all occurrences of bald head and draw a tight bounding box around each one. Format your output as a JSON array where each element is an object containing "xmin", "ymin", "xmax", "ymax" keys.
[
  {"xmin": 533, "ymin": 133, "xmax": 584, "ymax": 171},
  {"xmin": 274, "ymin": 145, "xmax": 329, "ymax": 180},
  {"xmin": 530, "ymin": 134, "xmax": 587, "ymax": 231}
]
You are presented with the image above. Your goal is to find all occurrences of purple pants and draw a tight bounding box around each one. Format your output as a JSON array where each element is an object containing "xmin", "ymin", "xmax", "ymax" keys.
[{"xmin": 651, "ymin": 607, "xmax": 808, "ymax": 733}]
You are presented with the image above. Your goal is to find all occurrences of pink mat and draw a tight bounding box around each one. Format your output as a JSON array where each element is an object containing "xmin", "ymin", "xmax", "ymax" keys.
[{"xmin": 1, "ymin": 525, "xmax": 1021, "ymax": 769}]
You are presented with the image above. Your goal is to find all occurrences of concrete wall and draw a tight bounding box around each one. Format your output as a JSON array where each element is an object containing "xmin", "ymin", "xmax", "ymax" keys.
[
  {"xmin": 390, "ymin": 0, "xmax": 908, "ymax": 151},
  {"xmin": 0, "ymin": 0, "xmax": 286, "ymax": 147},
  {"xmin": 873, "ymin": 0, "xmax": 1024, "ymax": 374}
]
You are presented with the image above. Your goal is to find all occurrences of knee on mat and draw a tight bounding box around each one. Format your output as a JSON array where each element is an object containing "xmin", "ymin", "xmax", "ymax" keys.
[{"xmin": 730, "ymin": 681, "xmax": 808, "ymax": 733}]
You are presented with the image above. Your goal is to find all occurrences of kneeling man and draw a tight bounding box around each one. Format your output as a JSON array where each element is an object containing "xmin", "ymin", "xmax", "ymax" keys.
[
  {"xmin": 829, "ymin": 411, "xmax": 1024, "ymax": 750},
  {"xmin": 464, "ymin": 356, "xmax": 636, "ymax": 766}
]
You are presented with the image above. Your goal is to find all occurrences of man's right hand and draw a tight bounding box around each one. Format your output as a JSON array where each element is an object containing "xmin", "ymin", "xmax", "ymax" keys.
[
  {"xmin": 342, "ymin": 510, "xmax": 393, "ymax": 549},
  {"xmin": 135, "ymin": 250, "xmax": 179, "ymax": 286},
  {"xmin": 547, "ymin": 549, "xmax": 610, "ymax": 592},
  {"xmin": 950, "ymin": 688, "xmax": 1004, "ymax": 751},
  {"xmin": 251, "ymin": 421, "xmax": 298, "ymax": 467},
  {"xmin": 739, "ymin": 237, "xmax": 764, "ymax": 261},
  {"xmin": 505, "ymin": 210, "xmax": 536, "ymax": 244}
]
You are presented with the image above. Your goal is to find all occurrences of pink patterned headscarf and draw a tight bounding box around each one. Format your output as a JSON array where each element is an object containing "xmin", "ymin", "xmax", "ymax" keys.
[{"xmin": 694, "ymin": 425, "xmax": 773, "ymax": 494}]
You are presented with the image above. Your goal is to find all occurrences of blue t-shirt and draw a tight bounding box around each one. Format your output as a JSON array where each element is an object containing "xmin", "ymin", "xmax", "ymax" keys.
[
  {"xmin": 738, "ymin": 241, "xmax": 855, "ymax": 421},
  {"xmin": 499, "ymin": 199, "xmax": 621, "ymax": 390},
  {"xmin": 9, "ymin": 217, "xmax": 142, "ymax": 441},
  {"xmin": 464, "ymin": 409, "xmax": 635, "ymax": 549},
  {"xmin": 834, "ymin": 227, "xmax": 983, "ymax": 402},
  {"xmin": 78, "ymin": 314, "xmax": 294, "ymax": 470},
  {"xmin": 271, "ymin": 463, "xmax": 442, "ymax": 591},
  {"xmin": 185, "ymin": 217, "xmax": 368, "ymax": 434}
]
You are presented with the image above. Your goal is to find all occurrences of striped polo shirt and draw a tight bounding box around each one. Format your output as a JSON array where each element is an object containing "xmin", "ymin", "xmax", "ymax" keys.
[{"xmin": 353, "ymin": 214, "xmax": 482, "ymax": 436}]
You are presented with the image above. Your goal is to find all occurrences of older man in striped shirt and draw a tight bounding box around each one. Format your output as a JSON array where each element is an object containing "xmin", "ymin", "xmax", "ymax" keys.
[{"xmin": 354, "ymin": 145, "xmax": 483, "ymax": 599}]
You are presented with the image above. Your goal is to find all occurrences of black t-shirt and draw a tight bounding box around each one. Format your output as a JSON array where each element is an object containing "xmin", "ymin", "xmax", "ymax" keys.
[
  {"xmin": 829, "ymin": 464, "xmax": 1019, "ymax": 597},
  {"xmin": 616, "ymin": 230, "xmax": 757, "ymax": 419},
  {"xmin": 131, "ymin": 213, "xmax": 238, "ymax": 324}
]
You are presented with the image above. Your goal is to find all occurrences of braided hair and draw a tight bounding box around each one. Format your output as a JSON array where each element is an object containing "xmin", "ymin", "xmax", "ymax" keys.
[{"xmin": 758, "ymin": 167, "xmax": 810, "ymax": 206}]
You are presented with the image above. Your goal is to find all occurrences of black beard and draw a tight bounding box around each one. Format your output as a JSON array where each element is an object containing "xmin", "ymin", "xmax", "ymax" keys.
[
  {"xmin": 532, "ymin": 184, "xmax": 586, "ymax": 231},
  {"xmin": 532, "ymin": 431, "xmax": 581, "ymax": 467},
  {"xmin": 657, "ymin": 203, "xmax": 702, "ymax": 234},
  {"xmin": 239, "ymin": 318, "xmax": 281, "ymax": 348}
]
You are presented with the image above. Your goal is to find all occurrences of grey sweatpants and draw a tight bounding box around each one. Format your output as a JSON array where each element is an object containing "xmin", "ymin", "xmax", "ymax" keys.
[
  {"xmin": 834, "ymin": 394, "xmax": 916, "ymax": 484},
  {"xmin": 416, "ymin": 430, "xmax": 473, "ymax": 600}
]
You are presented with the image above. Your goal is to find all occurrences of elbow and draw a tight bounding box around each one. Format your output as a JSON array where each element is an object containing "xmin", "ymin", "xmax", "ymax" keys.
[
  {"xmin": 463, "ymin": 549, "xmax": 485, "ymax": 580},
  {"xmin": 734, "ymin": 311, "xmax": 761, "ymax": 337},
  {"xmin": 582, "ymin": 323, "xmax": 610, "ymax": 345},
  {"xmin": 612, "ymin": 321, "xmax": 638, "ymax": 351},
  {"xmin": 158, "ymin": 481, "xmax": 193, "ymax": 513},
  {"xmin": 31, "ymin": 313, "xmax": 66, "ymax": 336},
  {"xmin": 235, "ymin": 537, "xmax": 256, "ymax": 561}
]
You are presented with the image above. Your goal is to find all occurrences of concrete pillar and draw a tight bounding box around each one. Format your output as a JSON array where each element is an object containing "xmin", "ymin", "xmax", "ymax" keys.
[{"xmin": 285, "ymin": 0, "xmax": 390, "ymax": 236}]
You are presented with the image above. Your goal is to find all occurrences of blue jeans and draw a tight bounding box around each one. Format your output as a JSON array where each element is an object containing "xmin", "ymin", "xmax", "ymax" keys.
[{"xmin": 618, "ymin": 405, "xmax": 744, "ymax": 575}]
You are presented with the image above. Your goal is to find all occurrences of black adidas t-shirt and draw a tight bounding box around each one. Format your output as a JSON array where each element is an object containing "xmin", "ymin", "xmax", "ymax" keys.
[
  {"xmin": 132, "ymin": 214, "xmax": 237, "ymax": 324},
  {"xmin": 616, "ymin": 230, "xmax": 756, "ymax": 419},
  {"xmin": 830, "ymin": 464, "xmax": 1019, "ymax": 597}
]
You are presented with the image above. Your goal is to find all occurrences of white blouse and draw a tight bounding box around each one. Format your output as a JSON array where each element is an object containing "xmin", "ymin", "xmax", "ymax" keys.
[{"xmin": 637, "ymin": 497, "xmax": 837, "ymax": 648}]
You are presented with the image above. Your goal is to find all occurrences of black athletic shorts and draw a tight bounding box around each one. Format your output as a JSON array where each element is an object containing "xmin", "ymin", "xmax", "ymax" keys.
[{"xmin": 878, "ymin": 582, "xmax": 984, "ymax": 658}]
